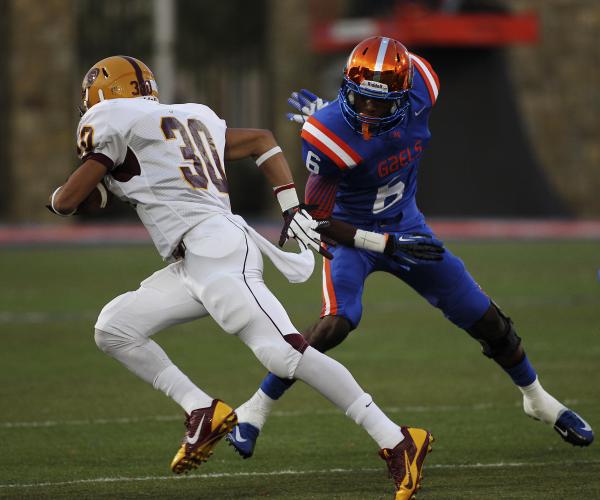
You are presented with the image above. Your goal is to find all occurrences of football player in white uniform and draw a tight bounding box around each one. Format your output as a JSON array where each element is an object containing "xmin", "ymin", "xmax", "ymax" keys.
[{"xmin": 48, "ymin": 56, "xmax": 432, "ymax": 498}]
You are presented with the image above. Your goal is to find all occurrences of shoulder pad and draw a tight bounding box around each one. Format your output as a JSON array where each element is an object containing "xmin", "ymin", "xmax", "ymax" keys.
[
  {"xmin": 76, "ymin": 100, "xmax": 129, "ymax": 165},
  {"xmin": 301, "ymin": 115, "xmax": 362, "ymax": 170},
  {"xmin": 410, "ymin": 53, "xmax": 440, "ymax": 107}
]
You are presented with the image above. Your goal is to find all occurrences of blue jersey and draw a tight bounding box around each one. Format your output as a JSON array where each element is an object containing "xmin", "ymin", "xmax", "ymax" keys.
[{"xmin": 301, "ymin": 53, "xmax": 440, "ymax": 229}]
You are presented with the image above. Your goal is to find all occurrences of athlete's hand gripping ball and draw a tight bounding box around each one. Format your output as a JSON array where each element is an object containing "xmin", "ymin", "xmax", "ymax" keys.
[
  {"xmin": 279, "ymin": 206, "xmax": 333, "ymax": 259},
  {"xmin": 384, "ymin": 233, "xmax": 445, "ymax": 265},
  {"xmin": 286, "ymin": 89, "xmax": 330, "ymax": 124}
]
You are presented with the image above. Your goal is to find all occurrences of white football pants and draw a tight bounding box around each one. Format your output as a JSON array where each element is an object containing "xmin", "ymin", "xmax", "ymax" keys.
[{"xmin": 94, "ymin": 214, "xmax": 366, "ymax": 414}]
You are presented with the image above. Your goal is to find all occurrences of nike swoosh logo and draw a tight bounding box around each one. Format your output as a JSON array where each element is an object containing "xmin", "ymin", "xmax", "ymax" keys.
[
  {"xmin": 582, "ymin": 421, "xmax": 593, "ymax": 432},
  {"xmin": 234, "ymin": 426, "xmax": 248, "ymax": 443},
  {"xmin": 186, "ymin": 415, "xmax": 205, "ymax": 445},
  {"xmin": 404, "ymin": 450, "xmax": 413, "ymax": 490},
  {"xmin": 414, "ymin": 106, "xmax": 426, "ymax": 116},
  {"xmin": 555, "ymin": 426, "xmax": 569, "ymax": 438}
]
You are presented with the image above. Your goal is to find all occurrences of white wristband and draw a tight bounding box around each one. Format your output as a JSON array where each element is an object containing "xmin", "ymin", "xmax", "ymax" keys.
[
  {"xmin": 256, "ymin": 146, "xmax": 283, "ymax": 167},
  {"xmin": 50, "ymin": 186, "xmax": 76, "ymax": 217},
  {"xmin": 274, "ymin": 183, "xmax": 300, "ymax": 212},
  {"xmin": 354, "ymin": 229, "xmax": 387, "ymax": 253}
]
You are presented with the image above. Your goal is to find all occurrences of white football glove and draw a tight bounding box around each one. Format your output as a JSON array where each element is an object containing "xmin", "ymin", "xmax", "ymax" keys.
[
  {"xmin": 286, "ymin": 89, "xmax": 330, "ymax": 124},
  {"xmin": 279, "ymin": 208, "xmax": 333, "ymax": 259}
]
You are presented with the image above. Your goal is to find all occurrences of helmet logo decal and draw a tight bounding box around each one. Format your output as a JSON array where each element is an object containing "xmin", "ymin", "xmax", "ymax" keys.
[
  {"xmin": 360, "ymin": 80, "xmax": 388, "ymax": 93},
  {"xmin": 85, "ymin": 68, "xmax": 99, "ymax": 87}
]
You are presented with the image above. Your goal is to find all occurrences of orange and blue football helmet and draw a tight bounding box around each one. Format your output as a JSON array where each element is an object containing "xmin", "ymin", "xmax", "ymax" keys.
[{"xmin": 339, "ymin": 36, "xmax": 413, "ymax": 137}]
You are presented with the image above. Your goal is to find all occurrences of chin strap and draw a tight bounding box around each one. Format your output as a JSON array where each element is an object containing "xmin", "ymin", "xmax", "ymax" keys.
[{"xmin": 361, "ymin": 122, "xmax": 371, "ymax": 140}]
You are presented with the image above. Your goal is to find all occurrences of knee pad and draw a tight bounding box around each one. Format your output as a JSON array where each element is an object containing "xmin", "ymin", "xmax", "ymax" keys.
[
  {"xmin": 199, "ymin": 273, "xmax": 253, "ymax": 334},
  {"xmin": 95, "ymin": 291, "xmax": 139, "ymax": 337},
  {"xmin": 466, "ymin": 301, "xmax": 521, "ymax": 359},
  {"xmin": 94, "ymin": 328, "xmax": 135, "ymax": 355},
  {"xmin": 252, "ymin": 339, "xmax": 303, "ymax": 379},
  {"xmin": 95, "ymin": 292, "xmax": 154, "ymax": 349}
]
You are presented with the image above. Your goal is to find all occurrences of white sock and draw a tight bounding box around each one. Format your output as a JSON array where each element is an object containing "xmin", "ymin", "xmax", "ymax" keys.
[
  {"xmin": 346, "ymin": 393, "xmax": 404, "ymax": 449},
  {"xmin": 293, "ymin": 348, "xmax": 403, "ymax": 449},
  {"xmin": 153, "ymin": 365, "xmax": 213, "ymax": 414},
  {"xmin": 293, "ymin": 347, "xmax": 365, "ymax": 410},
  {"xmin": 520, "ymin": 377, "xmax": 565, "ymax": 425},
  {"xmin": 235, "ymin": 389, "xmax": 274, "ymax": 430}
]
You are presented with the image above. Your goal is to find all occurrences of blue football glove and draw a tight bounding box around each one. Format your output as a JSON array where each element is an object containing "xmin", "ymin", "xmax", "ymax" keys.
[
  {"xmin": 286, "ymin": 89, "xmax": 330, "ymax": 124},
  {"xmin": 384, "ymin": 233, "xmax": 445, "ymax": 265}
]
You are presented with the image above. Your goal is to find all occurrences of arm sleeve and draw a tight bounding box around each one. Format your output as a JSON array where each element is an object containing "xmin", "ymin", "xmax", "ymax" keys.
[
  {"xmin": 301, "ymin": 137, "xmax": 342, "ymax": 219},
  {"xmin": 76, "ymin": 102, "xmax": 129, "ymax": 169},
  {"xmin": 304, "ymin": 173, "xmax": 339, "ymax": 219}
]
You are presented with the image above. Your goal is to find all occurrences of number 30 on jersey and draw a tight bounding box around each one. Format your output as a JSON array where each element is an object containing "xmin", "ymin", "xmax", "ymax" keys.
[{"xmin": 160, "ymin": 116, "xmax": 228, "ymax": 194}]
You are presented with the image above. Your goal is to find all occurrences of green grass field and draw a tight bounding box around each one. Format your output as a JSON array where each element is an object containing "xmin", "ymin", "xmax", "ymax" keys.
[{"xmin": 1, "ymin": 241, "xmax": 599, "ymax": 499}]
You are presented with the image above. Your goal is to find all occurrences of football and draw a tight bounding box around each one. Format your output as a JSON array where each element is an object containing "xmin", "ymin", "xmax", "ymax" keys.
[{"xmin": 77, "ymin": 182, "xmax": 112, "ymax": 214}]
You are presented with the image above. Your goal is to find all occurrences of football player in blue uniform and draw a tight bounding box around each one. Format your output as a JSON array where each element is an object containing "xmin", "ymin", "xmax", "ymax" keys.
[{"xmin": 227, "ymin": 37, "xmax": 594, "ymax": 466}]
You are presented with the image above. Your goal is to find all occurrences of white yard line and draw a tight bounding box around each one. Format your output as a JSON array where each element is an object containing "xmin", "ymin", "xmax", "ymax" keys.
[
  {"xmin": 0, "ymin": 400, "xmax": 583, "ymax": 429},
  {"xmin": 2, "ymin": 461, "xmax": 599, "ymax": 489}
]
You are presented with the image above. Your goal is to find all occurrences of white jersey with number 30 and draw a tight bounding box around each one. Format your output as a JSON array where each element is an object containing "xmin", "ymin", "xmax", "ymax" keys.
[{"xmin": 77, "ymin": 98, "xmax": 231, "ymax": 259}]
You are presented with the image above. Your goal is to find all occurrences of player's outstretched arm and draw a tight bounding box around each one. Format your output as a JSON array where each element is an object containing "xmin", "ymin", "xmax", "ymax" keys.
[
  {"xmin": 224, "ymin": 128, "xmax": 332, "ymax": 259},
  {"xmin": 304, "ymin": 174, "xmax": 443, "ymax": 263},
  {"xmin": 315, "ymin": 218, "xmax": 444, "ymax": 264},
  {"xmin": 225, "ymin": 128, "xmax": 293, "ymax": 187},
  {"xmin": 47, "ymin": 159, "xmax": 108, "ymax": 216}
]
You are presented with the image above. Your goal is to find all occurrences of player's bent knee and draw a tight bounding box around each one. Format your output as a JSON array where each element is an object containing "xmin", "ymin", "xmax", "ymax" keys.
[
  {"xmin": 95, "ymin": 291, "xmax": 138, "ymax": 336},
  {"xmin": 94, "ymin": 328, "xmax": 132, "ymax": 355},
  {"xmin": 466, "ymin": 302, "xmax": 521, "ymax": 359},
  {"xmin": 305, "ymin": 316, "xmax": 351, "ymax": 352},
  {"xmin": 284, "ymin": 333, "xmax": 309, "ymax": 353},
  {"xmin": 199, "ymin": 274, "xmax": 252, "ymax": 334},
  {"xmin": 95, "ymin": 291, "xmax": 154, "ymax": 345},
  {"xmin": 251, "ymin": 339, "xmax": 303, "ymax": 379}
]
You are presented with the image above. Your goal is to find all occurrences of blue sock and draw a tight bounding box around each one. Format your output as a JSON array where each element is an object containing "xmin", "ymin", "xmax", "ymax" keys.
[
  {"xmin": 260, "ymin": 372, "xmax": 296, "ymax": 400},
  {"xmin": 503, "ymin": 354, "xmax": 537, "ymax": 387}
]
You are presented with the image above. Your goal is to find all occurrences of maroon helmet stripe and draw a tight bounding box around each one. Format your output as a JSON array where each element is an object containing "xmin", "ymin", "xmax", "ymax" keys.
[{"xmin": 120, "ymin": 56, "xmax": 147, "ymax": 95}]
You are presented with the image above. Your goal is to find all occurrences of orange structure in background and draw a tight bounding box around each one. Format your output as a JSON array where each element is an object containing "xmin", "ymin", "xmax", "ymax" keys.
[{"xmin": 312, "ymin": 4, "xmax": 538, "ymax": 51}]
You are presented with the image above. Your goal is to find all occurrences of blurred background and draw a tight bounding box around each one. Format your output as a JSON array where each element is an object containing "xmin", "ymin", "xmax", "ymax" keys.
[
  {"xmin": 1, "ymin": 3, "xmax": 599, "ymax": 496},
  {"xmin": 0, "ymin": 0, "xmax": 598, "ymax": 227}
]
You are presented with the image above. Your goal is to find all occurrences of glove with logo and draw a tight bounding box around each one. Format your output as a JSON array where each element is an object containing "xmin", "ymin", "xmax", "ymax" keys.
[
  {"xmin": 279, "ymin": 206, "xmax": 333, "ymax": 259},
  {"xmin": 384, "ymin": 233, "xmax": 445, "ymax": 265},
  {"xmin": 286, "ymin": 89, "xmax": 330, "ymax": 124}
]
